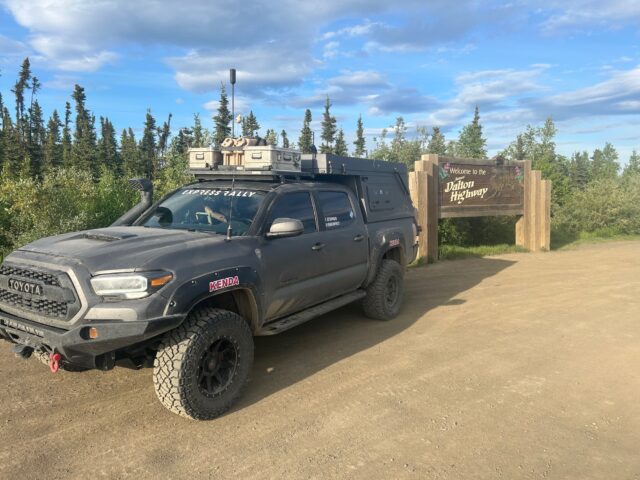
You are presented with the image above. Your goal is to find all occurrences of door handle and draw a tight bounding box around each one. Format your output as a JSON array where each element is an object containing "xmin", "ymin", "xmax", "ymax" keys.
[
  {"xmin": 353, "ymin": 234, "xmax": 365, "ymax": 242},
  {"xmin": 311, "ymin": 242, "xmax": 325, "ymax": 251}
]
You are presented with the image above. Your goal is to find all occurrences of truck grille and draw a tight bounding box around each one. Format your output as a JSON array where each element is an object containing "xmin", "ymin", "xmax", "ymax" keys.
[
  {"xmin": 0, "ymin": 263, "xmax": 80, "ymax": 323},
  {"xmin": 0, "ymin": 290, "xmax": 68, "ymax": 318},
  {"xmin": 0, "ymin": 265, "xmax": 61, "ymax": 287}
]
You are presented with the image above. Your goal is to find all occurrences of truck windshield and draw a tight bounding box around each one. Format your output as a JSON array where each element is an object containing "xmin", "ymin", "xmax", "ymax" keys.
[{"xmin": 141, "ymin": 187, "xmax": 266, "ymax": 236}]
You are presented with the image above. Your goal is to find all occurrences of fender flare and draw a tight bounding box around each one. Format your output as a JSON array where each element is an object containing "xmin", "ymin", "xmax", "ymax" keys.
[
  {"xmin": 164, "ymin": 266, "xmax": 262, "ymax": 332},
  {"xmin": 364, "ymin": 229, "xmax": 407, "ymax": 286}
]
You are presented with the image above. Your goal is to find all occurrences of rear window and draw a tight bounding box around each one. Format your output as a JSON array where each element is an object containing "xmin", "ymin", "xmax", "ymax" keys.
[{"xmin": 318, "ymin": 191, "xmax": 355, "ymax": 230}]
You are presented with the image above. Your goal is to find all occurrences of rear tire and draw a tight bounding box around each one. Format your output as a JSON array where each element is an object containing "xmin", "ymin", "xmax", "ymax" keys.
[
  {"xmin": 362, "ymin": 259, "xmax": 404, "ymax": 321},
  {"xmin": 153, "ymin": 308, "xmax": 254, "ymax": 420}
]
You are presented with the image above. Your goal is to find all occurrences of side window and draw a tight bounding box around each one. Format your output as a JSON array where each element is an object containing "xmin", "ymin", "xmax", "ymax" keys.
[
  {"xmin": 318, "ymin": 191, "xmax": 355, "ymax": 230},
  {"xmin": 267, "ymin": 192, "xmax": 317, "ymax": 234}
]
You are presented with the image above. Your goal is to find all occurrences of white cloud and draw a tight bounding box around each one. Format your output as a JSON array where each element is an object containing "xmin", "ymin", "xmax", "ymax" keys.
[
  {"xmin": 455, "ymin": 65, "xmax": 548, "ymax": 105},
  {"xmin": 321, "ymin": 20, "xmax": 379, "ymax": 41},
  {"xmin": 43, "ymin": 74, "xmax": 79, "ymax": 90},
  {"xmin": 0, "ymin": 34, "xmax": 29, "ymax": 56},
  {"xmin": 531, "ymin": 65, "xmax": 640, "ymax": 119},
  {"xmin": 323, "ymin": 41, "xmax": 340, "ymax": 59},
  {"xmin": 168, "ymin": 47, "xmax": 314, "ymax": 94},
  {"xmin": 0, "ymin": 0, "xmax": 492, "ymax": 91},
  {"xmin": 539, "ymin": 0, "xmax": 640, "ymax": 33}
]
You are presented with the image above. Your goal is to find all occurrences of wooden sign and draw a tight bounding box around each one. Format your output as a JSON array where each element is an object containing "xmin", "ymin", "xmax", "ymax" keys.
[
  {"xmin": 437, "ymin": 157, "xmax": 525, "ymax": 218},
  {"xmin": 409, "ymin": 154, "xmax": 551, "ymax": 260}
]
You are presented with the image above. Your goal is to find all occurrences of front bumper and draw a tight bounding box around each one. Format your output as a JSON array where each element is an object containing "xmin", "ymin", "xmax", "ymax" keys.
[{"xmin": 0, "ymin": 309, "xmax": 184, "ymax": 369}]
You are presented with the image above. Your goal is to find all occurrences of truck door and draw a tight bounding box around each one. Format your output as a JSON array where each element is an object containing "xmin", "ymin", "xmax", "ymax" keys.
[
  {"xmin": 314, "ymin": 189, "xmax": 369, "ymax": 300},
  {"xmin": 260, "ymin": 191, "xmax": 326, "ymax": 320}
]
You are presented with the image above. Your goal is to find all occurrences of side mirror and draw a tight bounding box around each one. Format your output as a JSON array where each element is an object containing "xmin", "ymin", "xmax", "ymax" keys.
[{"xmin": 266, "ymin": 218, "xmax": 304, "ymax": 239}]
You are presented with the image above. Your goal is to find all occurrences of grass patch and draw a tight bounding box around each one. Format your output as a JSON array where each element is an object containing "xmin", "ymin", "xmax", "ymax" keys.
[
  {"xmin": 438, "ymin": 244, "xmax": 529, "ymax": 261},
  {"xmin": 554, "ymin": 231, "xmax": 640, "ymax": 250}
]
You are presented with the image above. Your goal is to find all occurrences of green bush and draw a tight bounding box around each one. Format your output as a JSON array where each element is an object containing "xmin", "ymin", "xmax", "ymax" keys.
[
  {"xmin": 0, "ymin": 156, "xmax": 194, "ymax": 258},
  {"xmin": 553, "ymin": 176, "xmax": 640, "ymax": 236},
  {"xmin": 0, "ymin": 167, "xmax": 138, "ymax": 256}
]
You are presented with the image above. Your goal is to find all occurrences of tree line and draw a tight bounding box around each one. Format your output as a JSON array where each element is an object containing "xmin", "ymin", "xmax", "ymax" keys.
[{"xmin": 1, "ymin": 57, "xmax": 639, "ymax": 255}]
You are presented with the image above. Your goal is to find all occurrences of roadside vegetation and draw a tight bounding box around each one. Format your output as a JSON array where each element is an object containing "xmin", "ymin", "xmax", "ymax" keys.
[{"xmin": 1, "ymin": 57, "xmax": 639, "ymax": 259}]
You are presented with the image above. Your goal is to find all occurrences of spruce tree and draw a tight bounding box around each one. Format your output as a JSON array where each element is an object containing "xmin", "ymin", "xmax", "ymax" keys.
[
  {"xmin": 320, "ymin": 96, "xmax": 337, "ymax": 154},
  {"xmin": 426, "ymin": 126, "xmax": 446, "ymax": 155},
  {"xmin": 281, "ymin": 129, "xmax": 289, "ymax": 148},
  {"xmin": 242, "ymin": 111, "xmax": 260, "ymax": 137},
  {"xmin": 212, "ymin": 83, "xmax": 231, "ymax": 147},
  {"xmin": 71, "ymin": 84, "xmax": 97, "ymax": 175},
  {"xmin": 28, "ymin": 100, "xmax": 45, "ymax": 177},
  {"xmin": 600, "ymin": 142, "xmax": 620, "ymax": 178},
  {"xmin": 121, "ymin": 128, "xmax": 140, "ymax": 176},
  {"xmin": 591, "ymin": 143, "xmax": 619, "ymax": 180},
  {"xmin": 457, "ymin": 106, "xmax": 487, "ymax": 159},
  {"xmin": 569, "ymin": 151, "xmax": 591, "ymax": 189},
  {"xmin": 157, "ymin": 113, "xmax": 172, "ymax": 156},
  {"xmin": 446, "ymin": 140, "xmax": 458, "ymax": 157},
  {"xmin": 43, "ymin": 110, "xmax": 63, "ymax": 172},
  {"xmin": 173, "ymin": 127, "xmax": 193, "ymax": 155},
  {"xmin": 1, "ymin": 108, "xmax": 24, "ymax": 176},
  {"xmin": 98, "ymin": 116, "xmax": 119, "ymax": 173},
  {"xmin": 390, "ymin": 116, "xmax": 407, "ymax": 163},
  {"xmin": 28, "ymin": 76, "xmax": 41, "ymax": 147},
  {"xmin": 334, "ymin": 128, "xmax": 348, "ymax": 156},
  {"xmin": 140, "ymin": 109, "xmax": 157, "ymax": 178},
  {"xmin": 0, "ymin": 95, "xmax": 5, "ymax": 171},
  {"xmin": 11, "ymin": 57, "xmax": 31, "ymax": 142},
  {"xmin": 192, "ymin": 113, "xmax": 205, "ymax": 147},
  {"xmin": 624, "ymin": 150, "xmax": 640, "ymax": 177},
  {"xmin": 353, "ymin": 114, "xmax": 365, "ymax": 157},
  {"xmin": 299, "ymin": 109, "xmax": 313, "ymax": 153},
  {"xmin": 265, "ymin": 129, "xmax": 277, "ymax": 146},
  {"xmin": 62, "ymin": 101, "xmax": 72, "ymax": 167}
]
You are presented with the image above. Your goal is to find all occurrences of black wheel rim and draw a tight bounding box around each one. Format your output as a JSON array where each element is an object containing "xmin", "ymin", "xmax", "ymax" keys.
[
  {"xmin": 197, "ymin": 337, "xmax": 238, "ymax": 398},
  {"xmin": 385, "ymin": 276, "xmax": 399, "ymax": 309}
]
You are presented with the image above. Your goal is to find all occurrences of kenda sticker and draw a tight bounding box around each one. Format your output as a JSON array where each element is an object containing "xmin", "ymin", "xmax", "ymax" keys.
[{"xmin": 209, "ymin": 275, "xmax": 240, "ymax": 292}]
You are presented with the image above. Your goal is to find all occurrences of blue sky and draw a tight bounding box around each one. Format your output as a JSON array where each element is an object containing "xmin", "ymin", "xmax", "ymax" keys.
[{"xmin": 1, "ymin": 0, "xmax": 639, "ymax": 162}]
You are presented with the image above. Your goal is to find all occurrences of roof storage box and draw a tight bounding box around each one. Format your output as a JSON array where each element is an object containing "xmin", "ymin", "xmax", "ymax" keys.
[
  {"xmin": 242, "ymin": 146, "xmax": 301, "ymax": 172},
  {"xmin": 188, "ymin": 148, "xmax": 222, "ymax": 170}
]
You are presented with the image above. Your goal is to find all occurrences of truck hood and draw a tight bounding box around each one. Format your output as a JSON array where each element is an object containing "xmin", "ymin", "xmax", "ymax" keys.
[{"xmin": 16, "ymin": 226, "xmax": 226, "ymax": 273}]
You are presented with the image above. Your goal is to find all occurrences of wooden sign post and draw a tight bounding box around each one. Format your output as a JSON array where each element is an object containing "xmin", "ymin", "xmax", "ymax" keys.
[{"xmin": 409, "ymin": 154, "xmax": 551, "ymax": 261}]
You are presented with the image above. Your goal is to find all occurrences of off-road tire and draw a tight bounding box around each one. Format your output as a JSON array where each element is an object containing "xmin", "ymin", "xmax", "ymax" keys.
[
  {"xmin": 153, "ymin": 308, "xmax": 254, "ymax": 420},
  {"xmin": 362, "ymin": 259, "xmax": 404, "ymax": 321},
  {"xmin": 32, "ymin": 348, "xmax": 88, "ymax": 372}
]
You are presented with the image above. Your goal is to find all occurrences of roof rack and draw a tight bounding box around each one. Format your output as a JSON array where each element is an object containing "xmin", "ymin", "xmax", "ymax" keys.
[{"xmin": 187, "ymin": 138, "xmax": 407, "ymax": 181}]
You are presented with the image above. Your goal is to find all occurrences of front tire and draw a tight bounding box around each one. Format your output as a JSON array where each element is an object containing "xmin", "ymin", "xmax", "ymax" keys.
[
  {"xmin": 362, "ymin": 259, "xmax": 405, "ymax": 321},
  {"xmin": 153, "ymin": 308, "xmax": 254, "ymax": 420}
]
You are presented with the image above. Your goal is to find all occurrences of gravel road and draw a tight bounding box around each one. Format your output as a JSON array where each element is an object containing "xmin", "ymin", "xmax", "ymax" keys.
[{"xmin": 1, "ymin": 241, "xmax": 639, "ymax": 479}]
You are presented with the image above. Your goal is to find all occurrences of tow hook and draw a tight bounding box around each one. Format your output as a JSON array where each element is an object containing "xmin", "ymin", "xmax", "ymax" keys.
[{"xmin": 49, "ymin": 352, "xmax": 62, "ymax": 374}]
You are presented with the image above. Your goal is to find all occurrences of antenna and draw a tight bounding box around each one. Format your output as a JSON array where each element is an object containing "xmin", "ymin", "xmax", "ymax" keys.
[
  {"xmin": 230, "ymin": 68, "xmax": 236, "ymax": 138},
  {"xmin": 225, "ymin": 174, "xmax": 236, "ymax": 241}
]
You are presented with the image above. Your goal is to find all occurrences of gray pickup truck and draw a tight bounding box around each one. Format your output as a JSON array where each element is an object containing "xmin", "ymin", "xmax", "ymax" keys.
[{"xmin": 0, "ymin": 147, "xmax": 418, "ymax": 420}]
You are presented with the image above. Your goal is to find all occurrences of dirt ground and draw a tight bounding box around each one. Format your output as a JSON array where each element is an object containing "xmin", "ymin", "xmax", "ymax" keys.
[{"xmin": 1, "ymin": 241, "xmax": 639, "ymax": 479}]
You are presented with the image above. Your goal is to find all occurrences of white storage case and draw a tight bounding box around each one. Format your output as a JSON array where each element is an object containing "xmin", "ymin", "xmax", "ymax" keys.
[{"xmin": 242, "ymin": 146, "xmax": 301, "ymax": 172}]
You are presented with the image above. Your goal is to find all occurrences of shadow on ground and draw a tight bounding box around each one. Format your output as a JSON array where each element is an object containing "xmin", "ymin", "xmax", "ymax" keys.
[{"xmin": 236, "ymin": 256, "xmax": 516, "ymax": 410}]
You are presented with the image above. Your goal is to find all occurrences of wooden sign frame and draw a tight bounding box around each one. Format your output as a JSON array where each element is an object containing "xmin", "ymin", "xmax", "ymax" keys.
[{"xmin": 409, "ymin": 154, "xmax": 551, "ymax": 261}]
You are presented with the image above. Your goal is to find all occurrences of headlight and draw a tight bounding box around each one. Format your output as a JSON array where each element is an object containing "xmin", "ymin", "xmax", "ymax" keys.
[{"xmin": 90, "ymin": 272, "xmax": 173, "ymax": 300}]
